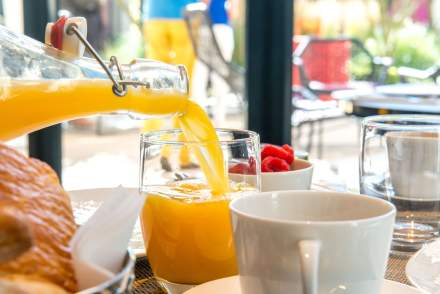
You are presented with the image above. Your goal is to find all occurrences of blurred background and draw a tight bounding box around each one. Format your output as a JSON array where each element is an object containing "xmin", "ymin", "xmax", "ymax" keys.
[{"xmin": 3, "ymin": 0, "xmax": 440, "ymax": 191}]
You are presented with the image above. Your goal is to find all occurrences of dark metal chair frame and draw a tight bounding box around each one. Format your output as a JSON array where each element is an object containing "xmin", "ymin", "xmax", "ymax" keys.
[{"xmin": 292, "ymin": 36, "xmax": 392, "ymax": 158}]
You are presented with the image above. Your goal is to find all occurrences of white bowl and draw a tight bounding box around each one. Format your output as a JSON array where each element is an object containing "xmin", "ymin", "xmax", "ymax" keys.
[
  {"xmin": 229, "ymin": 159, "xmax": 313, "ymax": 192},
  {"xmin": 261, "ymin": 159, "xmax": 313, "ymax": 191}
]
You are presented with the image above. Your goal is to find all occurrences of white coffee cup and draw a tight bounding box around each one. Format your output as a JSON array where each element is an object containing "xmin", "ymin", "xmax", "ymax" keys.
[
  {"xmin": 230, "ymin": 191, "xmax": 396, "ymax": 294},
  {"xmin": 386, "ymin": 131, "xmax": 440, "ymax": 200}
]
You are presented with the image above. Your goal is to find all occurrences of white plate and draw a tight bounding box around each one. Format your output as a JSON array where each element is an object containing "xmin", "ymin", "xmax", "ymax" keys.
[
  {"xmin": 406, "ymin": 239, "xmax": 440, "ymax": 294},
  {"xmin": 68, "ymin": 188, "xmax": 146, "ymax": 257},
  {"xmin": 184, "ymin": 276, "xmax": 424, "ymax": 294}
]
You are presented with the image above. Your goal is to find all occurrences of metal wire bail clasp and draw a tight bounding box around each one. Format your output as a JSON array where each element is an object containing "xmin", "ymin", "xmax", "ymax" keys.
[{"xmin": 66, "ymin": 23, "xmax": 128, "ymax": 96}]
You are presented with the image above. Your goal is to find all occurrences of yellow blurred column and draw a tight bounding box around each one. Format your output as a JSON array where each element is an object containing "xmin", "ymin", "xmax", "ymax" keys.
[
  {"xmin": 143, "ymin": 20, "xmax": 195, "ymax": 81},
  {"xmin": 142, "ymin": 17, "xmax": 195, "ymax": 168}
]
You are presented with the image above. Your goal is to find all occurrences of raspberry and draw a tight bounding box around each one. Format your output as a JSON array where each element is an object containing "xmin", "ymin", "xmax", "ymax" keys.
[
  {"xmin": 228, "ymin": 163, "xmax": 249, "ymax": 174},
  {"xmin": 282, "ymin": 144, "xmax": 293, "ymax": 155},
  {"xmin": 229, "ymin": 158, "xmax": 258, "ymax": 175},
  {"xmin": 261, "ymin": 144, "xmax": 294, "ymax": 165},
  {"xmin": 248, "ymin": 157, "xmax": 257, "ymax": 175},
  {"xmin": 262, "ymin": 156, "xmax": 290, "ymax": 172},
  {"xmin": 282, "ymin": 144, "xmax": 295, "ymax": 162},
  {"xmin": 261, "ymin": 157, "xmax": 273, "ymax": 172}
]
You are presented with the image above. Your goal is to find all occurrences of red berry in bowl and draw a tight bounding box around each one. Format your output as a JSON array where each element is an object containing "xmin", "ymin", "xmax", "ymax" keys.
[
  {"xmin": 282, "ymin": 144, "xmax": 294, "ymax": 158},
  {"xmin": 228, "ymin": 163, "xmax": 250, "ymax": 174},
  {"xmin": 248, "ymin": 157, "xmax": 257, "ymax": 174},
  {"xmin": 261, "ymin": 144, "xmax": 294, "ymax": 165},
  {"xmin": 262, "ymin": 156, "xmax": 290, "ymax": 172}
]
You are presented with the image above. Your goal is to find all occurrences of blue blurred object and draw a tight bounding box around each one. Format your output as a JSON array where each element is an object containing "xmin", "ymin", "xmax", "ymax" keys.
[
  {"xmin": 209, "ymin": 0, "xmax": 228, "ymax": 24},
  {"xmin": 143, "ymin": 0, "xmax": 198, "ymax": 20}
]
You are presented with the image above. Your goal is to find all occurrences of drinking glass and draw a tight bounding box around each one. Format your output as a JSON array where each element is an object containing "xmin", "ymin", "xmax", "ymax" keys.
[
  {"xmin": 360, "ymin": 115, "xmax": 440, "ymax": 255},
  {"xmin": 139, "ymin": 129, "xmax": 260, "ymax": 293}
]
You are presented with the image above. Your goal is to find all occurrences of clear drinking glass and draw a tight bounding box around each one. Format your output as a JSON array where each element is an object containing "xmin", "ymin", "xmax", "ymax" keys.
[
  {"xmin": 139, "ymin": 129, "xmax": 260, "ymax": 293},
  {"xmin": 360, "ymin": 115, "xmax": 440, "ymax": 255}
]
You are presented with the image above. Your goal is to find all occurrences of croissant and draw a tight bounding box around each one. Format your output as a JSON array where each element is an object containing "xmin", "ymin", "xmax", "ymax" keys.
[
  {"xmin": 0, "ymin": 274, "xmax": 68, "ymax": 294},
  {"xmin": 0, "ymin": 144, "xmax": 77, "ymax": 292},
  {"xmin": 0, "ymin": 204, "xmax": 32, "ymax": 263}
]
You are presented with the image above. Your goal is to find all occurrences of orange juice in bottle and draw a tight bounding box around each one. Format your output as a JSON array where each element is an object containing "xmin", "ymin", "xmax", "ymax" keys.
[
  {"xmin": 0, "ymin": 79, "xmax": 189, "ymax": 141},
  {"xmin": 0, "ymin": 23, "xmax": 190, "ymax": 141}
]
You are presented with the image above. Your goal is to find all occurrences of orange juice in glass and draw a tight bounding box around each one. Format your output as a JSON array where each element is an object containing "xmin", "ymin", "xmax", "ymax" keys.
[{"xmin": 140, "ymin": 129, "xmax": 260, "ymax": 292}]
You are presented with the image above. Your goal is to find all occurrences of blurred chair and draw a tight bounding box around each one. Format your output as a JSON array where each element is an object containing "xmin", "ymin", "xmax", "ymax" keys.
[
  {"xmin": 397, "ymin": 64, "xmax": 440, "ymax": 84},
  {"xmin": 292, "ymin": 36, "xmax": 392, "ymax": 158},
  {"xmin": 183, "ymin": 3, "xmax": 245, "ymax": 109}
]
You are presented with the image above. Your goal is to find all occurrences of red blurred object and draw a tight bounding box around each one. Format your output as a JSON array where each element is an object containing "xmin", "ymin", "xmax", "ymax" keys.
[
  {"xmin": 262, "ymin": 156, "xmax": 290, "ymax": 172},
  {"xmin": 228, "ymin": 163, "xmax": 250, "ymax": 174},
  {"xmin": 228, "ymin": 157, "xmax": 257, "ymax": 175},
  {"xmin": 50, "ymin": 16, "xmax": 68, "ymax": 50},
  {"xmin": 293, "ymin": 36, "xmax": 351, "ymax": 100},
  {"xmin": 248, "ymin": 157, "xmax": 256, "ymax": 174},
  {"xmin": 282, "ymin": 144, "xmax": 294, "ymax": 159}
]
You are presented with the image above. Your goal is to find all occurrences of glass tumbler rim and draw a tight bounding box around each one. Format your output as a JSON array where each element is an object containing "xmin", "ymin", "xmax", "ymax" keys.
[
  {"xmin": 361, "ymin": 114, "xmax": 440, "ymax": 131},
  {"xmin": 140, "ymin": 128, "xmax": 260, "ymax": 146}
]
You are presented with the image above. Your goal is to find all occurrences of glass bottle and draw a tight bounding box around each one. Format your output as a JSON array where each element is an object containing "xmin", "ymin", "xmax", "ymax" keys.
[{"xmin": 0, "ymin": 25, "xmax": 189, "ymax": 141}]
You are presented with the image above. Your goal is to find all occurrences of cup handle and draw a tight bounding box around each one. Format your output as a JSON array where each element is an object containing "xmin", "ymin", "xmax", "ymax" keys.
[{"xmin": 298, "ymin": 240, "xmax": 321, "ymax": 294}]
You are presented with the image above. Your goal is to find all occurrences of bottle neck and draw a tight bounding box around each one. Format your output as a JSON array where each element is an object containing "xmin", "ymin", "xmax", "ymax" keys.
[{"xmin": 76, "ymin": 58, "xmax": 189, "ymax": 94}]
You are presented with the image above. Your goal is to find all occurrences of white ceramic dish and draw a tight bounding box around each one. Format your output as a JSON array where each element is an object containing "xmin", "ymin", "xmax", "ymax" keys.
[
  {"xmin": 229, "ymin": 159, "xmax": 313, "ymax": 192},
  {"xmin": 261, "ymin": 158, "xmax": 313, "ymax": 191},
  {"xmin": 68, "ymin": 188, "xmax": 146, "ymax": 257},
  {"xmin": 184, "ymin": 276, "xmax": 425, "ymax": 294},
  {"xmin": 406, "ymin": 239, "xmax": 440, "ymax": 294}
]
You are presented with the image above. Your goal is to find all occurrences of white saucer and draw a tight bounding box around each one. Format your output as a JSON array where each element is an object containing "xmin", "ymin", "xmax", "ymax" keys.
[
  {"xmin": 406, "ymin": 239, "xmax": 440, "ymax": 294},
  {"xmin": 68, "ymin": 187, "xmax": 146, "ymax": 257},
  {"xmin": 184, "ymin": 276, "xmax": 424, "ymax": 294}
]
